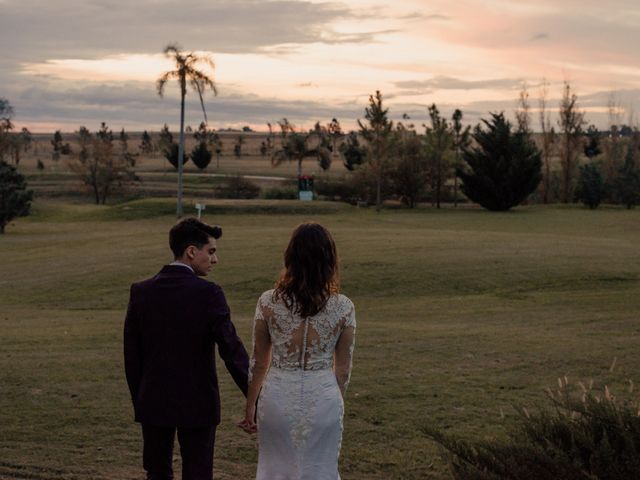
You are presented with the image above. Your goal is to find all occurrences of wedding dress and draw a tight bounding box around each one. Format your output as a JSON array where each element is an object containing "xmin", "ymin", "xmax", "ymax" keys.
[{"xmin": 249, "ymin": 290, "xmax": 356, "ymax": 480}]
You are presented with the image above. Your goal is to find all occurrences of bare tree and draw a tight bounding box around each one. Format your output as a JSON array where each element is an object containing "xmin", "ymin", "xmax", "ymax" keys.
[
  {"xmin": 558, "ymin": 81, "xmax": 586, "ymax": 203},
  {"xmin": 68, "ymin": 124, "xmax": 137, "ymax": 204},
  {"xmin": 327, "ymin": 118, "xmax": 343, "ymax": 157},
  {"xmin": 604, "ymin": 92, "xmax": 625, "ymax": 184},
  {"xmin": 538, "ymin": 79, "xmax": 556, "ymax": 204},
  {"xmin": 515, "ymin": 82, "xmax": 531, "ymax": 133},
  {"xmin": 8, "ymin": 128, "xmax": 32, "ymax": 165},
  {"xmin": 157, "ymin": 44, "xmax": 217, "ymax": 217}
]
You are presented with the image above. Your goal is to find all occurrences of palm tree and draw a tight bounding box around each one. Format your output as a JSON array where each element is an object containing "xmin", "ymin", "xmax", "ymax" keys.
[{"xmin": 157, "ymin": 43, "xmax": 217, "ymax": 217}]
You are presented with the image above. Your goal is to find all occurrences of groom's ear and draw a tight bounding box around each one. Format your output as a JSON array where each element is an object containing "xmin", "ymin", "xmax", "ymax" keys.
[{"xmin": 185, "ymin": 245, "xmax": 196, "ymax": 259}]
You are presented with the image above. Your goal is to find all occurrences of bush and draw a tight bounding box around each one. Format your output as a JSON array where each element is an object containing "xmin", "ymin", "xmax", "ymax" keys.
[
  {"xmin": 218, "ymin": 175, "xmax": 260, "ymax": 199},
  {"xmin": 262, "ymin": 186, "xmax": 298, "ymax": 200},
  {"xmin": 314, "ymin": 177, "xmax": 359, "ymax": 202},
  {"xmin": 576, "ymin": 162, "xmax": 605, "ymax": 209},
  {"xmin": 191, "ymin": 142, "xmax": 212, "ymax": 170},
  {"xmin": 423, "ymin": 379, "xmax": 640, "ymax": 480},
  {"xmin": 612, "ymin": 151, "xmax": 640, "ymax": 209},
  {"xmin": 164, "ymin": 143, "xmax": 190, "ymax": 169}
]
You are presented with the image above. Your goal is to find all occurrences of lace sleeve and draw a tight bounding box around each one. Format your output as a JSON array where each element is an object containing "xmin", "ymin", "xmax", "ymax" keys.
[
  {"xmin": 334, "ymin": 298, "xmax": 355, "ymax": 396},
  {"xmin": 247, "ymin": 293, "xmax": 273, "ymax": 409}
]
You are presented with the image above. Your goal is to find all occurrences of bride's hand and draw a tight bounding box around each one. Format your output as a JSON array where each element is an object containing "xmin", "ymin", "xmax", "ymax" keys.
[{"xmin": 236, "ymin": 405, "xmax": 257, "ymax": 434}]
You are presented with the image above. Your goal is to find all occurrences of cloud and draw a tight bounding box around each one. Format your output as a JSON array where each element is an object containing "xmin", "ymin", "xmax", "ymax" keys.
[
  {"xmin": 6, "ymin": 79, "xmax": 367, "ymax": 131},
  {"xmin": 395, "ymin": 76, "xmax": 527, "ymax": 92},
  {"xmin": 0, "ymin": 0, "xmax": 372, "ymax": 62},
  {"xmin": 399, "ymin": 12, "xmax": 450, "ymax": 21},
  {"xmin": 529, "ymin": 32, "xmax": 549, "ymax": 41}
]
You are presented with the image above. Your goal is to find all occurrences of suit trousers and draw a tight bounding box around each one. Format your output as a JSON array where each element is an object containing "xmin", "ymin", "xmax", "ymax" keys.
[{"xmin": 142, "ymin": 424, "xmax": 217, "ymax": 480}]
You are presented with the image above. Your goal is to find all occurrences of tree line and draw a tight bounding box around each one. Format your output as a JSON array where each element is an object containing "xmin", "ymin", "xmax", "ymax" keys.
[
  {"xmin": 2, "ymin": 75, "xmax": 640, "ymax": 232},
  {"xmin": 267, "ymin": 83, "xmax": 640, "ymax": 212}
]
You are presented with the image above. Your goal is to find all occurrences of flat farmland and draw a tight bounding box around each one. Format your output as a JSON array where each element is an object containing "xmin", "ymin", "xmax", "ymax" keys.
[{"xmin": 1, "ymin": 200, "xmax": 640, "ymax": 479}]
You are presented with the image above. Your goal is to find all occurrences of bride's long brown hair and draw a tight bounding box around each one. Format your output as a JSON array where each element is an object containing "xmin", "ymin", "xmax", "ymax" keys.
[{"xmin": 274, "ymin": 222, "xmax": 339, "ymax": 318}]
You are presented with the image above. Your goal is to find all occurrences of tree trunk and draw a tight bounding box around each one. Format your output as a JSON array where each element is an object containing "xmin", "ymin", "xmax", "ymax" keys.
[
  {"xmin": 177, "ymin": 81, "xmax": 186, "ymax": 218},
  {"xmin": 561, "ymin": 138, "xmax": 571, "ymax": 203},
  {"xmin": 453, "ymin": 176, "xmax": 458, "ymax": 207},
  {"xmin": 93, "ymin": 181, "xmax": 100, "ymax": 205},
  {"xmin": 375, "ymin": 161, "xmax": 382, "ymax": 212},
  {"xmin": 543, "ymin": 154, "xmax": 550, "ymax": 204},
  {"xmin": 454, "ymin": 150, "xmax": 459, "ymax": 207},
  {"xmin": 436, "ymin": 158, "xmax": 442, "ymax": 209}
]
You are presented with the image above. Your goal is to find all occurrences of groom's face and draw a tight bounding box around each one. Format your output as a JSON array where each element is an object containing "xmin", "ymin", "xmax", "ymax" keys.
[{"xmin": 190, "ymin": 237, "xmax": 218, "ymax": 276}]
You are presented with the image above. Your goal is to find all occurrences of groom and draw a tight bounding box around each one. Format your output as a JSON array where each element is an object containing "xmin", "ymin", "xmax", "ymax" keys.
[{"xmin": 124, "ymin": 217, "xmax": 249, "ymax": 480}]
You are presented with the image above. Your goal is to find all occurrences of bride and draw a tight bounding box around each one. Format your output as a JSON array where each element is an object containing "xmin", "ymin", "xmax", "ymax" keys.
[{"xmin": 238, "ymin": 222, "xmax": 356, "ymax": 479}]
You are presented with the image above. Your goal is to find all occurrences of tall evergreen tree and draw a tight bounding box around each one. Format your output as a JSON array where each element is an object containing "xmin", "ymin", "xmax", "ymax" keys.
[
  {"xmin": 358, "ymin": 91, "xmax": 393, "ymax": 211},
  {"xmin": 451, "ymin": 109, "xmax": 471, "ymax": 207},
  {"xmin": 456, "ymin": 113, "xmax": 542, "ymax": 211},
  {"xmin": 424, "ymin": 104, "xmax": 454, "ymax": 209}
]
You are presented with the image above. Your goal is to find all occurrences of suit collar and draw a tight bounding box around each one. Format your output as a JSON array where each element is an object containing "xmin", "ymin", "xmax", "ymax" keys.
[{"xmin": 159, "ymin": 265, "xmax": 197, "ymax": 276}]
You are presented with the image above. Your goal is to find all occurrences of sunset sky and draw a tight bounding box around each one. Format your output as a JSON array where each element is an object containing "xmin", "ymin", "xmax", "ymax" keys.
[{"xmin": 2, "ymin": 0, "xmax": 639, "ymax": 132}]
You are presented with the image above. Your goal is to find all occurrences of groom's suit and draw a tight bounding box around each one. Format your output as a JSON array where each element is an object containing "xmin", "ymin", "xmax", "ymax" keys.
[{"xmin": 124, "ymin": 264, "xmax": 249, "ymax": 479}]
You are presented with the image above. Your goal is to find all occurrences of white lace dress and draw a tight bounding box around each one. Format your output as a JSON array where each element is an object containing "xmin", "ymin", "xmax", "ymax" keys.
[{"xmin": 249, "ymin": 290, "xmax": 356, "ymax": 480}]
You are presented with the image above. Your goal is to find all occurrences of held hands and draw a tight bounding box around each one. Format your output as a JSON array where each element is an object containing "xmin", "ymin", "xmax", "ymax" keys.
[{"xmin": 236, "ymin": 404, "xmax": 257, "ymax": 434}]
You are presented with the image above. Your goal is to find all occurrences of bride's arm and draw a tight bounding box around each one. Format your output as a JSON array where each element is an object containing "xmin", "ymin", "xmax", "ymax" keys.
[
  {"xmin": 334, "ymin": 301, "xmax": 356, "ymax": 396},
  {"xmin": 241, "ymin": 300, "xmax": 272, "ymax": 432}
]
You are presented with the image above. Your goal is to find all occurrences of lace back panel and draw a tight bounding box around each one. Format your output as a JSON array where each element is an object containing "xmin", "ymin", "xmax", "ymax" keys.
[{"xmin": 254, "ymin": 289, "xmax": 355, "ymax": 372}]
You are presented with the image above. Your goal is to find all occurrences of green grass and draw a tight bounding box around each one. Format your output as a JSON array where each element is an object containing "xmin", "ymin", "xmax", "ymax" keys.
[{"xmin": 1, "ymin": 200, "xmax": 640, "ymax": 479}]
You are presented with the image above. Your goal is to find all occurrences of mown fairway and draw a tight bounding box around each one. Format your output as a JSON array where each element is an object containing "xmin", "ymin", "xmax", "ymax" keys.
[{"xmin": 1, "ymin": 200, "xmax": 640, "ymax": 479}]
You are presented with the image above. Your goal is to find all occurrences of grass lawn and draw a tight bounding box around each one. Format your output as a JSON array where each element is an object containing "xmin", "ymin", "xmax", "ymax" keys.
[{"xmin": 1, "ymin": 199, "xmax": 639, "ymax": 479}]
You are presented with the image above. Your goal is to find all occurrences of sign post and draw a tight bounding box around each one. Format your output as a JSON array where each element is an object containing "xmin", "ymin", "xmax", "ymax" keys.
[{"xmin": 195, "ymin": 203, "xmax": 205, "ymax": 219}]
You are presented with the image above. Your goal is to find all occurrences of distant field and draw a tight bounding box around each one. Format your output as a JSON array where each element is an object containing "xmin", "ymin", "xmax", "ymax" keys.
[{"xmin": 2, "ymin": 199, "xmax": 640, "ymax": 479}]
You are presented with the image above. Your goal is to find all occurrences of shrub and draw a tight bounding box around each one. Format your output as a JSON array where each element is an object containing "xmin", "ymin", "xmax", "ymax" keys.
[
  {"xmin": 164, "ymin": 143, "xmax": 190, "ymax": 169},
  {"xmin": 262, "ymin": 186, "xmax": 298, "ymax": 200},
  {"xmin": 191, "ymin": 142, "xmax": 212, "ymax": 170},
  {"xmin": 314, "ymin": 177, "xmax": 359, "ymax": 202},
  {"xmin": 423, "ymin": 379, "xmax": 640, "ymax": 480},
  {"xmin": 576, "ymin": 162, "xmax": 605, "ymax": 209},
  {"xmin": 612, "ymin": 150, "xmax": 640, "ymax": 209},
  {"xmin": 218, "ymin": 175, "xmax": 260, "ymax": 199}
]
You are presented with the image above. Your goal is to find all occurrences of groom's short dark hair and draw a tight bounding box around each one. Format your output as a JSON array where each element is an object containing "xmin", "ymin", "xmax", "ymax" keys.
[{"xmin": 169, "ymin": 217, "xmax": 222, "ymax": 258}]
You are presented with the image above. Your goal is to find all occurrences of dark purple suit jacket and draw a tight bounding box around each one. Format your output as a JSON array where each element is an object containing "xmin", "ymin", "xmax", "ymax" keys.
[{"xmin": 124, "ymin": 265, "xmax": 249, "ymax": 427}]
